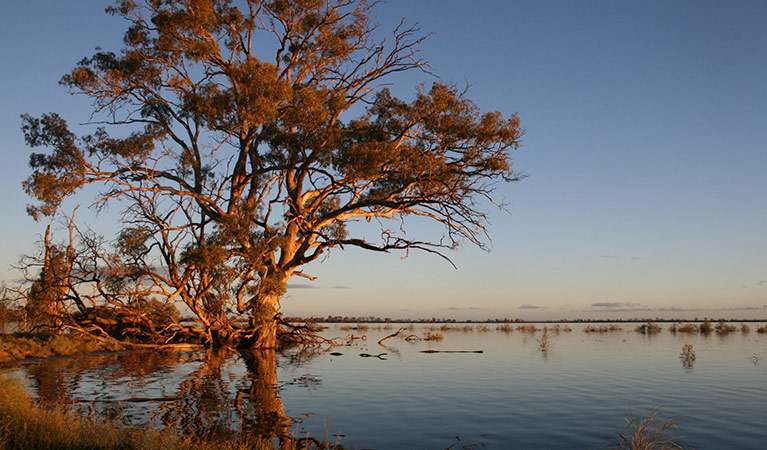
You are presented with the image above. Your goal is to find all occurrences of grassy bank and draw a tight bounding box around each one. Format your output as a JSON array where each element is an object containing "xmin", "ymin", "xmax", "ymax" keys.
[
  {"xmin": 0, "ymin": 376, "xmax": 289, "ymax": 450},
  {"xmin": 0, "ymin": 333, "xmax": 127, "ymax": 363}
]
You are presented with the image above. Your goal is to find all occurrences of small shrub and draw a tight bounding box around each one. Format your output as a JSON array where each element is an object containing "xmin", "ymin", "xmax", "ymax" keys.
[
  {"xmin": 669, "ymin": 323, "xmax": 698, "ymax": 334},
  {"xmin": 635, "ymin": 322, "xmax": 661, "ymax": 335},
  {"xmin": 679, "ymin": 344, "xmax": 696, "ymax": 370},
  {"xmin": 423, "ymin": 332, "xmax": 444, "ymax": 341},
  {"xmin": 585, "ymin": 325, "xmax": 622, "ymax": 333},
  {"xmin": 715, "ymin": 320, "xmax": 737, "ymax": 335}
]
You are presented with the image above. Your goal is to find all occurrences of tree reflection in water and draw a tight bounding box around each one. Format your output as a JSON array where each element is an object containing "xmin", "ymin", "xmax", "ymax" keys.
[{"xmin": 18, "ymin": 348, "xmax": 341, "ymax": 449}]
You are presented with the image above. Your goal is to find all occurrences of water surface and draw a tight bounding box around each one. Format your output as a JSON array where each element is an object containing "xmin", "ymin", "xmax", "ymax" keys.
[{"xmin": 3, "ymin": 323, "xmax": 766, "ymax": 449}]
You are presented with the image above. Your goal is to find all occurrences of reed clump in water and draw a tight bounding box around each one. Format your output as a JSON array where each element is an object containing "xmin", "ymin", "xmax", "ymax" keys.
[
  {"xmin": 584, "ymin": 325, "xmax": 622, "ymax": 333},
  {"xmin": 757, "ymin": 325, "xmax": 767, "ymax": 334},
  {"xmin": 516, "ymin": 324, "xmax": 538, "ymax": 333},
  {"xmin": 606, "ymin": 408, "xmax": 689, "ymax": 450},
  {"xmin": 537, "ymin": 328, "xmax": 550, "ymax": 353},
  {"xmin": 635, "ymin": 322, "xmax": 662, "ymax": 335},
  {"xmin": 740, "ymin": 324, "xmax": 750, "ymax": 334},
  {"xmin": 423, "ymin": 332, "xmax": 444, "ymax": 341},
  {"xmin": 679, "ymin": 344, "xmax": 696, "ymax": 370},
  {"xmin": 715, "ymin": 321, "xmax": 737, "ymax": 335},
  {"xmin": 699, "ymin": 320, "xmax": 713, "ymax": 334},
  {"xmin": 669, "ymin": 323, "xmax": 698, "ymax": 334}
]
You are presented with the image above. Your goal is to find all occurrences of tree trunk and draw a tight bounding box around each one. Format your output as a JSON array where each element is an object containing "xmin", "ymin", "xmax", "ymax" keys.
[{"xmin": 243, "ymin": 293, "xmax": 281, "ymax": 349}]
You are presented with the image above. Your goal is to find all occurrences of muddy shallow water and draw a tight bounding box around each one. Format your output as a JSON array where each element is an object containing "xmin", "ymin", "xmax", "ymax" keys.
[{"xmin": 3, "ymin": 323, "xmax": 766, "ymax": 449}]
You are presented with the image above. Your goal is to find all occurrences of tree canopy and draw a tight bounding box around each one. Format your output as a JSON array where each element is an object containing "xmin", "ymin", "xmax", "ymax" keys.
[{"xmin": 20, "ymin": 0, "xmax": 523, "ymax": 348}]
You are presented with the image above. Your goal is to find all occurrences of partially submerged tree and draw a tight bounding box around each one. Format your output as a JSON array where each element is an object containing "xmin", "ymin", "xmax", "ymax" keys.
[{"xmin": 21, "ymin": 0, "xmax": 523, "ymax": 348}]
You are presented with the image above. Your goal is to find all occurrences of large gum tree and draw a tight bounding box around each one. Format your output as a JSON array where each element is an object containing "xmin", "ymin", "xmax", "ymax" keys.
[{"xmin": 21, "ymin": 0, "xmax": 523, "ymax": 348}]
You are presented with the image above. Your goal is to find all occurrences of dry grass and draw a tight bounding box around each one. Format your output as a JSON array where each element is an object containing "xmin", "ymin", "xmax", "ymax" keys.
[
  {"xmin": 516, "ymin": 324, "xmax": 538, "ymax": 333},
  {"xmin": 0, "ymin": 333, "xmax": 126, "ymax": 363},
  {"xmin": 496, "ymin": 324, "xmax": 513, "ymax": 333},
  {"xmin": 606, "ymin": 408, "xmax": 688, "ymax": 449}
]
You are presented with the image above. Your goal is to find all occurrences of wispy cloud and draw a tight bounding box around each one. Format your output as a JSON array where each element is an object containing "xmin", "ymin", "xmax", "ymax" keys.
[
  {"xmin": 591, "ymin": 301, "xmax": 647, "ymax": 308},
  {"xmin": 331, "ymin": 285, "xmax": 350, "ymax": 289},
  {"xmin": 757, "ymin": 281, "xmax": 767, "ymax": 286},
  {"xmin": 519, "ymin": 304, "xmax": 546, "ymax": 310},
  {"xmin": 448, "ymin": 306, "xmax": 485, "ymax": 311}
]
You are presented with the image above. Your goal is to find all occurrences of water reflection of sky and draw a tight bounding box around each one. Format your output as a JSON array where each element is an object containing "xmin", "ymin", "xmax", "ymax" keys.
[{"xmin": 3, "ymin": 323, "xmax": 766, "ymax": 449}]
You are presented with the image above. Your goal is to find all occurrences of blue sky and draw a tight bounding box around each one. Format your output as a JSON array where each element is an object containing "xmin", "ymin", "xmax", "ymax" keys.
[{"xmin": 1, "ymin": 1, "xmax": 766, "ymax": 320}]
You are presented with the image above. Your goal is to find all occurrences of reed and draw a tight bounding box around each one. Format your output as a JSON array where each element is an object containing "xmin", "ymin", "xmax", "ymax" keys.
[
  {"xmin": 606, "ymin": 408, "xmax": 688, "ymax": 449},
  {"xmin": 496, "ymin": 324, "xmax": 513, "ymax": 333},
  {"xmin": 699, "ymin": 320, "xmax": 713, "ymax": 334},
  {"xmin": 537, "ymin": 328, "xmax": 550, "ymax": 353}
]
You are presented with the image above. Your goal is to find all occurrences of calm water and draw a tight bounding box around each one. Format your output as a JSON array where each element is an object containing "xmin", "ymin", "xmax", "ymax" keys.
[{"xmin": 2, "ymin": 323, "xmax": 766, "ymax": 449}]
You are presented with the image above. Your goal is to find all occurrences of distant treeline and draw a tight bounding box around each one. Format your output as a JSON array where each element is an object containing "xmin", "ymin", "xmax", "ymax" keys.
[{"xmin": 284, "ymin": 316, "xmax": 767, "ymax": 324}]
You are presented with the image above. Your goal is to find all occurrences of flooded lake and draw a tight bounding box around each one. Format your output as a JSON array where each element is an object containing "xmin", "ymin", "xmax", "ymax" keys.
[{"xmin": 2, "ymin": 323, "xmax": 766, "ymax": 449}]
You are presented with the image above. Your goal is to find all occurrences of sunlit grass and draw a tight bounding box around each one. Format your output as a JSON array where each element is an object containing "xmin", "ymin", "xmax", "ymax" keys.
[{"xmin": 0, "ymin": 333, "xmax": 125, "ymax": 363}]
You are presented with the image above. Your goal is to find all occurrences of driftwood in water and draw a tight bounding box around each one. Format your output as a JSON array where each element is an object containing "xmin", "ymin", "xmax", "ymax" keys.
[
  {"xmin": 359, "ymin": 352, "xmax": 387, "ymax": 359},
  {"xmin": 377, "ymin": 327, "xmax": 406, "ymax": 345},
  {"xmin": 420, "ymin": 350, "xmax": 484, "ymax": 354}
]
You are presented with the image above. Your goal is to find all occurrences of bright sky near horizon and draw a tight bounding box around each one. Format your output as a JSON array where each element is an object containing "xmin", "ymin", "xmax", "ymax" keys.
[{"xmin": 1, "ymin": 1, "xmax": 766, "ymax": 321}]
